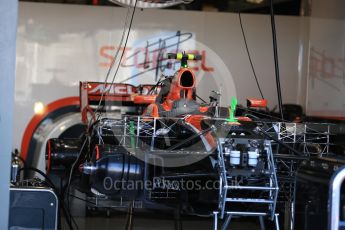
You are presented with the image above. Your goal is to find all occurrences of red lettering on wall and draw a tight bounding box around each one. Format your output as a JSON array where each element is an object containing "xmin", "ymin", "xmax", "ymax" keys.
[
  {"xmin": 99, "ymin": 46, "xmax": 115, "ymax": 67},
  {"xmin": 99, "ymin": 46, "xmax": 214, "ymax": 73},
  {"xmin": 201, "ymin": 50, "xmax": 214, "ymax": 72}
]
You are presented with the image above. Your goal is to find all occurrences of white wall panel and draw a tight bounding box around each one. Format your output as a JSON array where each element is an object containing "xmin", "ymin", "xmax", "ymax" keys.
[
  {"xmin": 306, "ymin": 0, "xmax": 345, "ymax": 117},
  {"xmin": 14, "ymin": 2, "xmax": 307, "ymax": 148}
]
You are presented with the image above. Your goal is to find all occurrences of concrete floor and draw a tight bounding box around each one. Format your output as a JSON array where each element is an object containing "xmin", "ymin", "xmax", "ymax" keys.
[
  {"xmin": 63, "ymin": 195, "xmax": 272, "ymax": 230},
  {"xmin": 65, "ymin": 214, "xmax": 263, "ymax": 230}
]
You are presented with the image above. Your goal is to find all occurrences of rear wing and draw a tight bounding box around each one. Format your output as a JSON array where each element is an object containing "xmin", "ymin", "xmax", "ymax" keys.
[{"xmin": 80, "ymin": 81, "xmax": 158, "ymax": 124}]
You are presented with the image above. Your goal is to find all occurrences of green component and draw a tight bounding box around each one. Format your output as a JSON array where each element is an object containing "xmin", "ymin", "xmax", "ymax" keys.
[
  {"xmin": 129, "ymin": 120, "xmax": 136, "ymax": 148},
  {"xmin": 181, "ymin": 56, "xmax": 188, "ymax": 68},
  {"xmin": 226, "ymin": 97, "xmax": 238, "ymax": 122}
]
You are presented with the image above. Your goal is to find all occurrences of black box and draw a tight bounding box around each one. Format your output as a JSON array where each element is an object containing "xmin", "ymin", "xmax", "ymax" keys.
[{"xmin": 9, "ymin": 187, "xmax": 58, "ymax": 230}]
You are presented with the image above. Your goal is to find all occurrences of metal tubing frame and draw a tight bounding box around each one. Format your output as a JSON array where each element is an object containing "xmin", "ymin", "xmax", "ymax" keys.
[
  {"xmin": 213, "ymin": 211, "xmax": 280, "ymax": 230},
  {"xmin": 217, "ymin": 138, "xmax": 228, "ymax": 219},
  {"xmin": 98, "ymin": 118, "xmax": 335, "ymax": 156},
  {"xmin": 328, "ymin": 165, "xmax": 345, "ymax": 230},
  {"xmin": 265, "ymin": 140, "xmax": 279, "ymax": 220},
  {"xmin": 215, "ymin": 138, "xmax": 279, "ymax": 226}
]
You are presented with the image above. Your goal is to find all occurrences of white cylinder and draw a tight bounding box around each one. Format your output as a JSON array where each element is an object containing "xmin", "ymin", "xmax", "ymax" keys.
[
  {"xmin": 248, "ymin": 151, "xmax": 259, "ymax": 167},
  {"xmin": 224, "ymin": 147, "xmax": 231, "ymax": 156},
  {"xmin": 230, "ymin": 150, "xmax": 241, "ymax": 165}
]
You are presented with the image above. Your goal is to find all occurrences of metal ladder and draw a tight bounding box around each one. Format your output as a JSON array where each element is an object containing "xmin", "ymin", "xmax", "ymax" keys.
[{"xmin": 214, "ymin": 138, "xmax": 279, "ymax": 230}]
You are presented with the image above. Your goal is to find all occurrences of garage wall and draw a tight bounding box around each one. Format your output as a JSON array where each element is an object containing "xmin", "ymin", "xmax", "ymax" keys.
[
  {"xmin": 305, "ymin": 0, "xmax": 345, "ymax": 117},
  {"xmin": 14, "ymin": 2, "xmax": 308, "ymax": 148}
]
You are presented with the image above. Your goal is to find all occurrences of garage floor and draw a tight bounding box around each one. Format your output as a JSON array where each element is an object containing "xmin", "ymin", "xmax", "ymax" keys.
[
  {"xmin": 67, "ymin": 214, "xmax": 263, "ymax": 230},
  {"xmin": 63, "ymin": 195, "xmax": 273, "ymax": 229}
]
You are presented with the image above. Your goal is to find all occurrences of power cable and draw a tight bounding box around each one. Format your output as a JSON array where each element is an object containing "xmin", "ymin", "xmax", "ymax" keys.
[
  {"xmin": 238, "ymin": 11, "xmax": 264, "ymax": 99},
  {"xmin": 64, "ymin": 1, "xmax": 138, "ymax": 224},
  {"xmin": 95, "ymin": 0, "xmax": 138, "ymax": 120},
  {"xmin": 269, "ymin": 0, "xmax": 284, "ymax": 120},
  {"xmin": 93, "ymin": 2, "xmax": 134, "ymax": 117},
  {"xmin": 66, "ymin": 136, "xmax": 88, "ymax": 216}
]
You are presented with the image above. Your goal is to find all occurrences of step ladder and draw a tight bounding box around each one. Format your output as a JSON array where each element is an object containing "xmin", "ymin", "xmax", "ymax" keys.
[{"xmin": 214, "ymin": 138, "xmax": 279, "ymax": 230}]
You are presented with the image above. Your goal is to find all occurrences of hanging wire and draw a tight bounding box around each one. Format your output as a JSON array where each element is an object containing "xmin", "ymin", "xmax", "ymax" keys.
[
  {"xmin": 93, "ymin": 0, "xmax": 138, "ymax": 118},
  {"xmin": 238, "ymin": 9, "xmax": 264, "ymax": 99},
  {"xmin": 65, "ymin": 2, "xmax": 139, "ymax": 227},
  {"xmin": 237, "ymin": 1, "xmax": 264, "ymax": 99},
  {"xmin": 269, "ymin": 0, "xmax": 284, "ymax": 120},
  {"xmin": 95, "ymin": 0, "xmax": 138, "ymax": 120}
]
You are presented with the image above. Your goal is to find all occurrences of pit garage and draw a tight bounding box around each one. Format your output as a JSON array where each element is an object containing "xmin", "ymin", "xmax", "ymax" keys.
[{"xmin": 1, "ymin": 0, "xmax": 345, "ymax": 229}]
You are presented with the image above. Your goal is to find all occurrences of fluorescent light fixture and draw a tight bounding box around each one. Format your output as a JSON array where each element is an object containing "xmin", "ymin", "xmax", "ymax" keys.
[
  {"xmin": 246, "ymin": 0, "xmax": 264, "ymax": 4},
  {"xmin": 109, "ymin": 0, "xmax": 194, "ymax": 8}
]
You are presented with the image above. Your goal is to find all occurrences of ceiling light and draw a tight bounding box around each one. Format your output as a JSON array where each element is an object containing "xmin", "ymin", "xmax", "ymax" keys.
[
  {"xmin": 246, "ymin": 0, "xmax": 264, "ymax": 4},
  {"xmin": 109, "ymin": 0, "xmax": 194, "ymax": 9}
]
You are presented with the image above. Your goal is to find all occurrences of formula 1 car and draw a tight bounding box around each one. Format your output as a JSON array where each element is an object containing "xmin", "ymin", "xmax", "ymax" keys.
[{"xmin": 46, "ymin": 53, "xmax": 280, "ymax": 229}]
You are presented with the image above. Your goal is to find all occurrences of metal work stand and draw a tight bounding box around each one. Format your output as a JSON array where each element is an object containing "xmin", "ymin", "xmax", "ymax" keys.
[
  {"xmin": 215, "ymin": 139, "xmax": 279, "ymax": 230},
  {"xmin": 213, "ymin": 211, "xmax": 280, "ymax": 230}
]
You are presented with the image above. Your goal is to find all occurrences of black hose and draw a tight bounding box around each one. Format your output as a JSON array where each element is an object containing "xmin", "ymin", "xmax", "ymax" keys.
[
  {"xmin": 269, "ymin": 0, "xmax": 284, "ymax": 120},
  {"xmin": 167, "ymin": 125, "xmax": 216, "ymax": 151}
]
